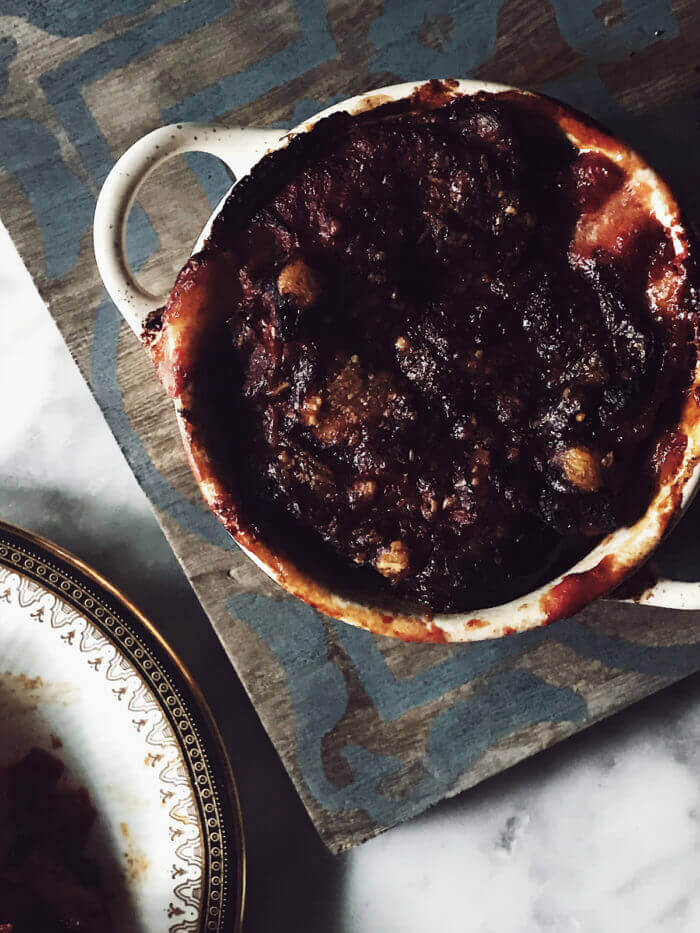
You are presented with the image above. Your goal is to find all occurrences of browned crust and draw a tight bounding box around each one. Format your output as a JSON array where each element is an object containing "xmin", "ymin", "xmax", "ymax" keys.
[{"xmin": 145, "ymin": 82, "xmax": 700, "ymax": 642}]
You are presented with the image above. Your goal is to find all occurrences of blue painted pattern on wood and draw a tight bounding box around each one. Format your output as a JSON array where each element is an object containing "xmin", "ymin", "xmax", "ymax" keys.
[{"xmin": 1, "ymin": 0, "xmax": 699, "ymax": 850}]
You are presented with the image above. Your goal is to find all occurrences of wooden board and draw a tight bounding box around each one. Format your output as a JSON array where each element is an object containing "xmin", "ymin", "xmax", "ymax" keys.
[{"xmin": 1, "ymin": 0, "xmax": 699, "ymax": 851}]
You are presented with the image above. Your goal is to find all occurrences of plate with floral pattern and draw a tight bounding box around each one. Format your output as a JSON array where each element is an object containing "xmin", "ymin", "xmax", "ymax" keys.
[{"xmin": 0, "ymin": 520, "xmax": 244, "ymax": 932}]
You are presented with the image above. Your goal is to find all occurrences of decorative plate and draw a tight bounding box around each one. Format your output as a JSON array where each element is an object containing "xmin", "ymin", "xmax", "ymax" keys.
[{"xmin": 0, "ymin": 520, "xmax": 245, "ymax": 932}]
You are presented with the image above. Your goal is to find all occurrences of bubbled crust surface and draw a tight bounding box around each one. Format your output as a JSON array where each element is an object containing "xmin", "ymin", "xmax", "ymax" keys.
[{"xmin": 148, "ymin": 86, "xmax": 698, "ymax": 616}]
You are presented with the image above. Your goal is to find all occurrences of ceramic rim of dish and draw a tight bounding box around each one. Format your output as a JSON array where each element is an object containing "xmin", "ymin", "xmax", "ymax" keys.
[{"xmin": 94, "ymin": 79, "xmax": 700, "ymax": 643}]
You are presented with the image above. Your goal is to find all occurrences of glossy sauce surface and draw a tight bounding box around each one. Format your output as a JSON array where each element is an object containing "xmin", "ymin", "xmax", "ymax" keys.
[{"xmin": 154, "ymin": 88, "xmax": 697, "ymax": 612}]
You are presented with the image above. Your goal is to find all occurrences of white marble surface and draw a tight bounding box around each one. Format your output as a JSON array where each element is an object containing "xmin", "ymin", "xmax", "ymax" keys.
[{"xmin": 2, "ymin": 217, "xmax": 700, "ymax": 932}]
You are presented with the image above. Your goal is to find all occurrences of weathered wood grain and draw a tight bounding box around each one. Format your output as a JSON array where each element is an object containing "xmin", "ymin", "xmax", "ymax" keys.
[{"xmin": 1, "ymin": 0, "xmax": 699, "ymax": 851}]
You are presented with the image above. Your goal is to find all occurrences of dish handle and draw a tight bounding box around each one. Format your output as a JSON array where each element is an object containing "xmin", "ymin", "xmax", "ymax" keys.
[
  {"xmin": 613, "ymin": 574, "xmax": 700, "ymax": 610},
  {"xmin": 93, "ymin": 123, "xmax": 283, "ymax": 335}
]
